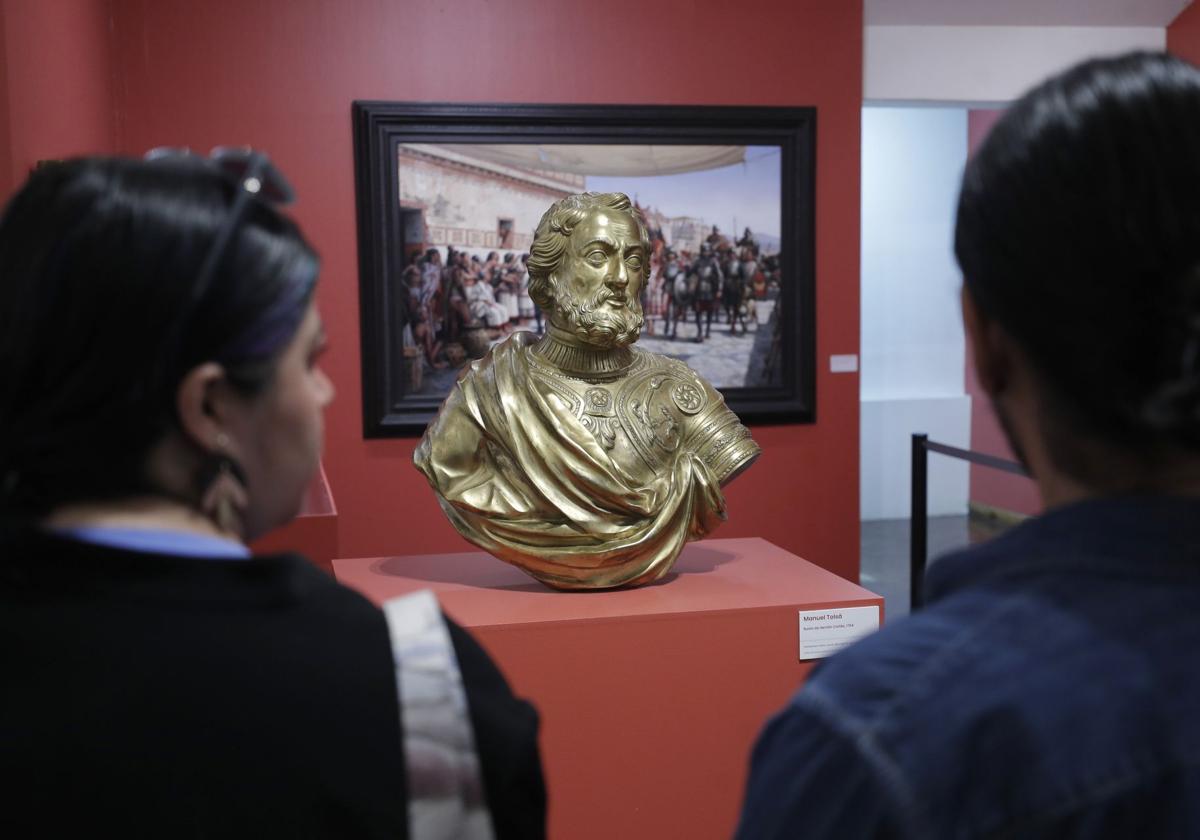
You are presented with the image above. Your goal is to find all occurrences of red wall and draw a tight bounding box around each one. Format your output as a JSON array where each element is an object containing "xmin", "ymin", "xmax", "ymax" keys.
[
  {"xmin": 1169, "ymin": 1, "xmax": 1200, "ymax": 63},
  {"xmin": 963, "ymin": 108, "xmax": 1041, "ymax": 517},
  {"xmin": 0, "ymin": 0, "xmax": 116, "ymax": 198},
  {"xmin": 52, "ymin": 0, "xmax": 861, "ymax": 580}
]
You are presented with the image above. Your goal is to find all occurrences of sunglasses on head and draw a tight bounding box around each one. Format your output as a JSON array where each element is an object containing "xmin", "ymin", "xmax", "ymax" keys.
[{"xmin": 144, "ymin": 146, "xmax": 295, "ymax": 307}]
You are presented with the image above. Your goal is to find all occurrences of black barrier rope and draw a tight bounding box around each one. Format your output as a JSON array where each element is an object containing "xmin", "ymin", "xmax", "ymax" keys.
[{"xmin": 909, "ymin": 433, "xmax": 1028, "ymax": 610}]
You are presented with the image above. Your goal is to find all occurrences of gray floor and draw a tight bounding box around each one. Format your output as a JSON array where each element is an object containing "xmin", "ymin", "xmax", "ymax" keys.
[{"xmin": 860, "ymin": 515, "xmax": 991, "ymax": 622}]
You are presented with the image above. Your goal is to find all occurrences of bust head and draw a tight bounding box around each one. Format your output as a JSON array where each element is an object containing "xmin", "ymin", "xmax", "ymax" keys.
[{"xmin": 527, "ymin": 192, "xmax": 649, "ymax": 349}]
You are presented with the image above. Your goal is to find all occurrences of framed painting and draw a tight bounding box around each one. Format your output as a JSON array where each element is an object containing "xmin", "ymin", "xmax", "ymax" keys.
[{"xmin": 352, "ymin": 102, "xmax": 815, "ymax": 436}]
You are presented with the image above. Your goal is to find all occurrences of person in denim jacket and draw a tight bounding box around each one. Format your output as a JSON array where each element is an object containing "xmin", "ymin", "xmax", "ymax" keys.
[{"xmin": 735, "ymin": 51, "xmax": 1200, "ymax": 839}]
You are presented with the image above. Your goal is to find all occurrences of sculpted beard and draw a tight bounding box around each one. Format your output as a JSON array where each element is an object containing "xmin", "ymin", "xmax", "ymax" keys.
[{"xmin": 555, "ymin": 284, "xmax": 644, "ymax": 348}]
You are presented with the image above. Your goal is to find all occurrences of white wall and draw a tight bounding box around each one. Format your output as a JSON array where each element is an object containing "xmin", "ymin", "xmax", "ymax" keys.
[
  {"xmin": 865, "ymin": 25, "xmax": 1166, "ymax": 103},
  {"xmin": 861, "ymin": 397, "xmax": 970, "ymax": 520},
  {"xmin": 860, "ymin": 106, "xmax": 970, "ymax": 520}
]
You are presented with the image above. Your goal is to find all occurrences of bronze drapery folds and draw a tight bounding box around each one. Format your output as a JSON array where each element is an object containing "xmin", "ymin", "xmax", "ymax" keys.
[{"xmin": 415, "ymin": 192, "xmax": 760, "ymax": 589}]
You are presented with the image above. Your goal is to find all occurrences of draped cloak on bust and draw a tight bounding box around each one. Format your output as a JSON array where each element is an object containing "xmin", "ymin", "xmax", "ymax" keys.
[{"xmin": 413, "ymin": 332, "xmax": 753, "ymax": 589}]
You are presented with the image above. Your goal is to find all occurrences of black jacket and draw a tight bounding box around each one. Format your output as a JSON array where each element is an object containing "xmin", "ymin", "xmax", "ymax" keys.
[{"xmin": 0, "ymin": 526, "xmax": 545, "ymax": 838}]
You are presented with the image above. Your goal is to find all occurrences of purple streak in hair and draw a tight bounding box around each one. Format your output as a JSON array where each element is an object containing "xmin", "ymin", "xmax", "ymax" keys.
[{"xmin": 220, "ymin": 263, "xmax": 317, "ymax": 361}]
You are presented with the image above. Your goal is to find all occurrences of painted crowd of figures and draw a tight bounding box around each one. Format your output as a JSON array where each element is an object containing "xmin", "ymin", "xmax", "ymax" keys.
[
  {"xmin": 646, "ymin": 226, "xmax": 782, "ymax": 343},
  {"xmin": 397, "ymin": 225, "xmax": 782, "ymax": 377},
  {"xmin": 399, "ymin": 247, "xmax": 538, "ymax": 372}
]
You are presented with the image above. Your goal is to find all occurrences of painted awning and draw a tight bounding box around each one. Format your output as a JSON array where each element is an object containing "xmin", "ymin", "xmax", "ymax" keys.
[{"xmin": 430, "ymin": 143, "xmax": 746, "ymax": 177}]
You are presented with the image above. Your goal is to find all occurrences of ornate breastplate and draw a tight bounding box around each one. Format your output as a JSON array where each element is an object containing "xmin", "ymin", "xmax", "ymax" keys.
[{"xmin": 528, "ymin": 346, "xmax": 755, "ymax": 485}]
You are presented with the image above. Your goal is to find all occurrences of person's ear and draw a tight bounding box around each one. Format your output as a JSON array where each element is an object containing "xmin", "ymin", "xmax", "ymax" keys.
[
  {"xmin": 175, "ymin": 362, "xmax": 233, "ymax": 454},
  {"xmin": 962, "ymin": 285, "xmax": 1012, "ymax": 397}
]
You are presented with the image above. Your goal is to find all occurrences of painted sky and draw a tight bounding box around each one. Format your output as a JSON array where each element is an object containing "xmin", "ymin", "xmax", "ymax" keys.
[{"xmin": 586, "ymin": 145, "xmax": 781, "ymax": 239}]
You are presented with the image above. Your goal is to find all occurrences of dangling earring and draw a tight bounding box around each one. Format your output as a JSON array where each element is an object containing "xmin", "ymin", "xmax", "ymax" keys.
[{"xmin": 200, "ymin": 433, "xmax": 249, "ymax": 537}]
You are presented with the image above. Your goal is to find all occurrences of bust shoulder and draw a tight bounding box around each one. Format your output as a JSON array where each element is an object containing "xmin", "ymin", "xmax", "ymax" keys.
[{"xmin": 614, "ymin": 350, "xmax": 759, "ymax": 484}]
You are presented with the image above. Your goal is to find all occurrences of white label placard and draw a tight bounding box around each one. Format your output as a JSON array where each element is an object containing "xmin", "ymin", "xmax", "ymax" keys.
[
  {"xmin": 829, "ymin": 354, "xmax": 859, "ymax": 373},
  {"xmin": 798, "ymin": 606, "xmax": 880, "ymax": 660}
]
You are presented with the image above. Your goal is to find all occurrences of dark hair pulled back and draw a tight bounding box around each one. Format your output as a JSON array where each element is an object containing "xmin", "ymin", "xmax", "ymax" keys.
[
  {"xmin": 955, "ymin": 51, "xmax": 1200, "ymax": 463},
  {"xmin": 0, "ymin": 155, "xmax": 318, "ymax": 517}
]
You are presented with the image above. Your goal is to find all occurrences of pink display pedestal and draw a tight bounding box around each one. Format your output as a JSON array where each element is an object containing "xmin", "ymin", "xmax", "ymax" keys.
[{"xmin": 334, "ymin": 537, "xmax": 882, "ymax": 840}]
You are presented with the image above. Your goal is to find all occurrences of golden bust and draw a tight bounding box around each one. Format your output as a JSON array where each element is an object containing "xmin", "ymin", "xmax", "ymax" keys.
[{"xmin": 414, "ymin": 192, "xmax": 760, "ymax": 589}]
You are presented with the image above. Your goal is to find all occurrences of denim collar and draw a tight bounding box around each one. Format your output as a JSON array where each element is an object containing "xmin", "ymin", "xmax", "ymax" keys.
[{"xmin": 926, "ymin": 495, "xmax": 1200, "ymax": 603}]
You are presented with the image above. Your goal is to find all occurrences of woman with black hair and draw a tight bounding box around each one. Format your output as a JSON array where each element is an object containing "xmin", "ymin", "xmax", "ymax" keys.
[
  {"xmin": 0, "ymin": 154, "xmax": 544, "ymax": 838},
  {"xmin": 736, "ymin": 52, "xmax": 1200, "ymax": 838}
]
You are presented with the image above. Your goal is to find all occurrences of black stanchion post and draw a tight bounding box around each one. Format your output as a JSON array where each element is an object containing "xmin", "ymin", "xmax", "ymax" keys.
[{"xmin": 910, "ymin": 433, "xmax": 929, "ymax": 611}]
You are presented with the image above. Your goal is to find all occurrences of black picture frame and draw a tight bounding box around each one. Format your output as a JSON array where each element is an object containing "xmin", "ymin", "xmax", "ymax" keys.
[{"xmin": 352, "ymin": 101, "xmax": 816, "ymax": 436}]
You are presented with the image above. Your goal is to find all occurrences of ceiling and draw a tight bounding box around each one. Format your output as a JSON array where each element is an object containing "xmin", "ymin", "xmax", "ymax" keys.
[{"xmin": 865, "ymin": 0, "xmax": 1193, "ymax": 27}]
